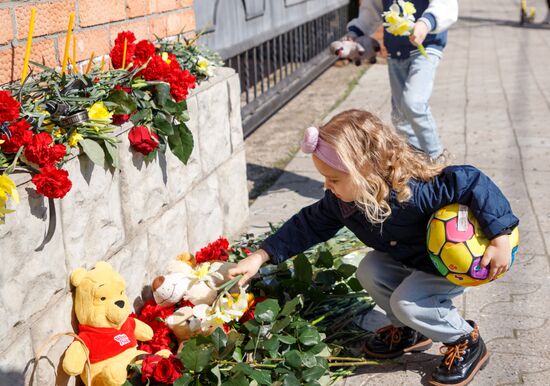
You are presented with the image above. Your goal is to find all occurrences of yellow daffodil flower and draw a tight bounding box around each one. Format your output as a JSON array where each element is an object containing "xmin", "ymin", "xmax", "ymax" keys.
[
  {"xmin": 400, "ymin": 0, "xmax": 416, "ymax": 16},
  {"xmin": 161, "ymin": 52, "xmax": 172, "ymax": 65},
  {"xmin": 196, "ymin": 56, "xmax": 213, "ymax": 77},
  {"xmin": 53, "ymin": 128, "xmax": 64, "ymax": 138},
  {"xmin": 0, "ymin": 174, "xmax": 19, "ymax": 205},
  {"xmin": 68, "ymin": 131, "xmax": 84, "ymax": 147}
]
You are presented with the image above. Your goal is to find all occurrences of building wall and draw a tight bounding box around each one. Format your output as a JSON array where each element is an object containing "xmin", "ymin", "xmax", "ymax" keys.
[{"xmin": 0, "ymin": 0, "xmax": 195, "ymax": 84}]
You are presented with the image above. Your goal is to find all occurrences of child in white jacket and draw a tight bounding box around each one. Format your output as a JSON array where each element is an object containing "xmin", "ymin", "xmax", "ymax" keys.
[{"xmin": 348, "ymin": 0, "xmax": 458, "ymax": 159}]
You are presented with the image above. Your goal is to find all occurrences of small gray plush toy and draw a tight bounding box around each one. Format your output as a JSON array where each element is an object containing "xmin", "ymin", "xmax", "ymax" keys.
[{"xmin": 330, "ymin": 36, "xmax": 380, "ymax": 65}]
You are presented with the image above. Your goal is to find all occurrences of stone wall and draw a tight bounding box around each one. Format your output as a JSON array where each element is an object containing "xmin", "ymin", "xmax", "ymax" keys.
[{"xmin": 0, "ymin": 66, "xmax": 248, "ymax": 386}]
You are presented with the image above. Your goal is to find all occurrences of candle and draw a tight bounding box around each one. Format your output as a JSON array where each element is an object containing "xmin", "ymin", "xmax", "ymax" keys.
[
  {"xmin": 73, "ymin": 36, "xmax": 77, "ymax": 63},
  {"xmin": 70, "ymin": 56, "xmax": 79, "ymax": 74},
  {"xmin": 100, "ymin": 56, "xmax": 105, "ymax": 71},
  {"xmin": 20, "ymin": 7, "xmax": 37, "ymax": 84},
  {"xmin": 61, "ymin": 12, "xmax": 75, "ymax": 75},
  {"xmin": 121, "ymin": 37, "xmax": 128, "ymax": 69},
  {"xmin": 84, "ymin": 51, "xmax": 95, "ymax": 74}
]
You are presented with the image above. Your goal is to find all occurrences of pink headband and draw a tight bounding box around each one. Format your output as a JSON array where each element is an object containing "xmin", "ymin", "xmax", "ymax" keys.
[{"xmin": 301, "ymin": 127, "xmax": 349, "ymax": 173}]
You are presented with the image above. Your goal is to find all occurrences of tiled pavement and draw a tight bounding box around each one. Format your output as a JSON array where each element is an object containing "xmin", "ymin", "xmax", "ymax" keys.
[{"xmin": 246, "ymin": 0, "xmax": 550, "ymax": 385}]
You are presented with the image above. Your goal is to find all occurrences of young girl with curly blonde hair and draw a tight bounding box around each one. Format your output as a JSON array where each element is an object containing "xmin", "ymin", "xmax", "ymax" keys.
[{"xmin": 230, "ymin": 109, "xmax": 518, "ymax": 386}]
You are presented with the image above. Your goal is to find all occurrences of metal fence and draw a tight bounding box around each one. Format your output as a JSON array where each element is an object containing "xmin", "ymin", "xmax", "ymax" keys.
[{"xmin": 225, "ymin": 5, "xmax": 350, "ymax": 137}]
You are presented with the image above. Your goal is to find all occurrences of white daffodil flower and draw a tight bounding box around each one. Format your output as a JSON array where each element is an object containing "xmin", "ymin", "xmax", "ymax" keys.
[{"xmin": 196, "ymin": 56, "xmax": 214, "ymax": 77}]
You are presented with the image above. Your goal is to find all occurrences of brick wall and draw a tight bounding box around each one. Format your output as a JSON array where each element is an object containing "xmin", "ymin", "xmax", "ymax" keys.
[{"xmin": 0, "ymin": 0, "xmax": 195, "ymax": 84}]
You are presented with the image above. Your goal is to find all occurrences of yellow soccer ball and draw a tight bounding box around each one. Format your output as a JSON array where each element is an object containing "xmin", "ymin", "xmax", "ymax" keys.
[{"xmin": 427, "ymin": 203, "xmax": 519, "ymax": 286}]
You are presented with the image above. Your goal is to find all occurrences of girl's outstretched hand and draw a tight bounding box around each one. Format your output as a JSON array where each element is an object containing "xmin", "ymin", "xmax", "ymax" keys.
[
  {"xmin": 480, "ymin": 234, "xmax": 511, "ymax": 281},
  {"xmin": 228, "ymin": 249, "xmax": 271, "ymax": 287}
]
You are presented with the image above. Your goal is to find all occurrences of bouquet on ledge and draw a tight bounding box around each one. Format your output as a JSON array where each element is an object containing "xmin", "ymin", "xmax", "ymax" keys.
[
  {"xmin": 0, "ymin": 29, "xmax": 222, "ymax": 223},
  {"xmin": 125, "ymin": 229, "xmax": 376, "ymax": 386}
]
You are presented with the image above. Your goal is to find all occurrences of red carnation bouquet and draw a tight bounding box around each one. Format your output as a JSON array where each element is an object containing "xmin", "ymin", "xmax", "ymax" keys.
[{"xmin": 108, "ymin": 31, "xmax": 197, "ymax": 163}]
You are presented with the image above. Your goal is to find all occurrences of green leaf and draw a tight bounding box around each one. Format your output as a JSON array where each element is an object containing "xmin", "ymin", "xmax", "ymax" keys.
[
  {"xmin": 298, "ymin": 329, "xmax": 321, "ymax": 346},
  {"xmin": 281, "ymin": 373, "xmax": 301, "ymax": 386},
  {"xmin": 347, "ymin": 277, "xmax": 363, "ymax": 291},
  {"xmin": 302, "ymin": 366, "xmax": 327, "ymax": 382},
  {"xmin": 211, "ymin": 327, "xmax": 228, "ymax": 352},
  {"xmin": 254, "ymin": 299, "xmax": 280, "ymax": 323},
  {"xmin": 277, "ymin": 334, "xmax": 297, "ymax": 345},
  {"xmin": 179, "ymin": 339, "xmax": 213, "ymax": 373},
  {"xmin": 284, "ymin": 350, "xmax": 303, "ymax": 369},
  {"xmin": 315, "ymin": 271, "xmax": 337, "ymax": 287},
  {"xmin": 80, "ymin": 138, "xmax": 106, "ymax": 168},
  {"xmin": 104, "ymin": 140, "xmax": 120, "ymax": 169},
  {"xmin": 293, "ymin": 254, "xmax": 312, "ymax": 284},
  {"xmin": 154, "ymin": 82, "xmax": 171, "ymax": 107},
  {"xmin": 337, "ymin": 263, "xmax": 357, "ymax": 279},
  {"xmin": 153, "ymin": 115, "xmax": 175, "ymax": 136},
  {"xmin": 301, "ymin": 351, "xmax": 317, "ymax": 368},
  {"xmin": 317, "ymin": 250, "xmax": 334, "ymax": 268},
  {"xmin": 333, "ymin": 283, "xmax": 349, "ymax": 295},
  {"xmin": 173, "ymin": 373, "xmax": 194, "ymax": 386},
  {"xmin": 271, "ymin": 316, "xmax": 291, "ymax": 333},
  {"xmin": 168, "ymin": 123, "xmax": 194, "ymax": 164},
  {"xmin": 233, "ymin": 363, "xmax": 271, "ymax": 385},
  {"xmin": 105, "ymin": 89, "xmax": 137, "ymax": 115},
  {"xmin": 307, "ymin": 343, "xmax": 330, "ymax": 357},
  {"xmin": 279, "ymin": 295, "xmax": 303, "ymax": 317},
  {"xmin": 130, "ymin": 108, "xmax": 151, "ymax": 125},
  {"xmin": 260, "ymin": 335, "xmax": 280, "ymax": 352},
  {"xmin": 243, "ymin": 319, "xmax": 260, "ymax": 335}
]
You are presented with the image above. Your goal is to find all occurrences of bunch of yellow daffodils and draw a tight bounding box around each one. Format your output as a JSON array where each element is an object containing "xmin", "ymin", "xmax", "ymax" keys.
[{"xmin": 382, "ymin": 0, "xmax": 428, "ymax": 58}]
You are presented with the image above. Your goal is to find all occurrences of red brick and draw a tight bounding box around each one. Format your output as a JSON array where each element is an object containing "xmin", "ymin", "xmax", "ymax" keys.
[
  {"xmin": 0, "ymin": 39, "xmax": 57, "ymax": 84},
  {"xmin": 15, "ymin": 1, "xmax": 76, "ymax": 39},
  {"xmin": 79, "ymin": 0, "xmax": 126, "ymax": 27},
  {"xmin": 0, "ymin": 9, "xmax": 13, "ymax": 45},
  {"xmin": 126, "ymin": 0, "xmax": 150, "ymax": 18},
  {"xmin": 150, "ymin": 0, "xmax": 189, "ymax": 13},
  {"xmin": 58, "ymin": 27, "xmax": 110, "ymax": 62},
  {"xmin": 150, "ymin": 9, "xmax": 195, "ymax": 38},
  {"xmin": 110, "ymin": 19, "xmax": 149, "ymax": 45}
]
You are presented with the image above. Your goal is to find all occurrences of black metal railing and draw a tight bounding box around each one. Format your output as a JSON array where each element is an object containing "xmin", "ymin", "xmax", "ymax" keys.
[{"xmin": 225, "ymin": 5, "xmax": 350, "ymax": 137}]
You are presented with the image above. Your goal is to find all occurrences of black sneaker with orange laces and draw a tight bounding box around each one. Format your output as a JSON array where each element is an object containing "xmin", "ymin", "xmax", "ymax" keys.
[
  {"xmin": 363, "ymin": 325, "xmax": 433, "ymax": 359},
  {"xmin": 430, "ymin": 321, "xmax": 490, "ymax": 386}
]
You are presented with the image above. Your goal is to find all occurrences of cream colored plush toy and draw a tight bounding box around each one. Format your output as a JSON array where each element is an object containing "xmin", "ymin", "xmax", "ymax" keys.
[
  {"xmin": 152, "ymin": 261, "xmax": 237, "ymax": 307},
  {"xmin": 62, "ymin": 261, "xmax": 154, "ymax": 386},
  {"xmin": 329, "ymin": 36, "xmax": 380, "ymax": 65}
]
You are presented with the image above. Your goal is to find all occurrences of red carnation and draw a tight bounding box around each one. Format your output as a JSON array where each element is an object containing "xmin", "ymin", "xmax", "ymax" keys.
[
  {"xmin": 24, "ymin": 132, "xmax": 67, "ymax": 167},
  {"xmin": 167, "ymin": 68, "xmax": 196, "ymax": 102},
  {"xmin": 134, "ymin": 40, "xmax": 156, "ymax": 63},
  {"xmin": 141, "ymin": 354, "xmax": 183, "ymax": 384},
  {"xmin": 128, "ymin": 126, "xmax": 159, "ymax": 155},
  {"xmin": 114, "ymin": 85, "xmax": 132, "ymax": 93},
  {"xmin": 137, "ymin": 299, "xmax": 175, "ymax": 324},
  {"xmin": 0, "ymin": 120, "xmax": 33, "ymax": 153},
  {"xmin": 195, "ymin": 237, "xmax": 230, "ymax": 264},
  {"xmin": 0, "ymin": 90, "xmax": 21, "ymax": 123},
  {"xmin": 31, "ymin": 166, "xmax": 72, "ymax": 199},
  {"xmin": 114, "ymin": 31, "xmax": 136, "ymax": 47},
  {"xmin": 141, "ymin": 54, "xmax": 170, "ymax": 81}
]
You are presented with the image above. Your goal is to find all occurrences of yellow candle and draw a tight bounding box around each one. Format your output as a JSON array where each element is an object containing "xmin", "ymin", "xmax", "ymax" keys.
[
  {"xmin": 70, "ymin": 56, "xmax": 79, "ymax": 74},
  {"xmin": 84, "ymin": 51, "xmax": 95, "ymax": 74},
  {"xmin": 73, "ymin": 36, "xmax": 77, "ymax": 63},
  {"xmin": 121, "ymin": 37, "xmax": 128, "ymax": 69},
  {"xmin": 61, "ymin": 12, "xmax": 75, "ymax": 75},
  {"xmin": 21, "ymin": 7, "xmax": 37, "ymax": 84},
  {"xmin": 100, "ymin": 56, "xmax": 105, "ymax": 71}
]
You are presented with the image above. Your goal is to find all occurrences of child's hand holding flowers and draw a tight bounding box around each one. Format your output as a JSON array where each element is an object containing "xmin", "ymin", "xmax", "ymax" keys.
[{"xmin": 382, "ymin": 0, "xmax": 429, "ymax": 58}]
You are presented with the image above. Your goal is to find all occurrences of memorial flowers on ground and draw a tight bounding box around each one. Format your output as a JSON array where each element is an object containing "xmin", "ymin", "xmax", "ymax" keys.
[{"xmin": 125, "ymin": 230, "xmax": 375, "ymax": 386}]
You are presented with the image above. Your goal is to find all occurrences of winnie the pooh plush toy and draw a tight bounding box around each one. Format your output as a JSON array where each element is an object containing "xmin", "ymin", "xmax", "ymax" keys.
[{"xmin": 62, "ymin": 261, "xmax": 154, "ymax": 386}]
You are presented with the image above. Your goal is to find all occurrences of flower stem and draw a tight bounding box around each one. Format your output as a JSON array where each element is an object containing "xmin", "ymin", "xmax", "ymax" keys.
[{"xmin": 418, "ymin": 43, "xmax": 428, "ymax": 58}]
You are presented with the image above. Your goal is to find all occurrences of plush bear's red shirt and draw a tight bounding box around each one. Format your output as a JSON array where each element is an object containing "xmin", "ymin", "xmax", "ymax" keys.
[{"xmin": 78, "ymin": 318, "xmax": 138, "ymax": 363}]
